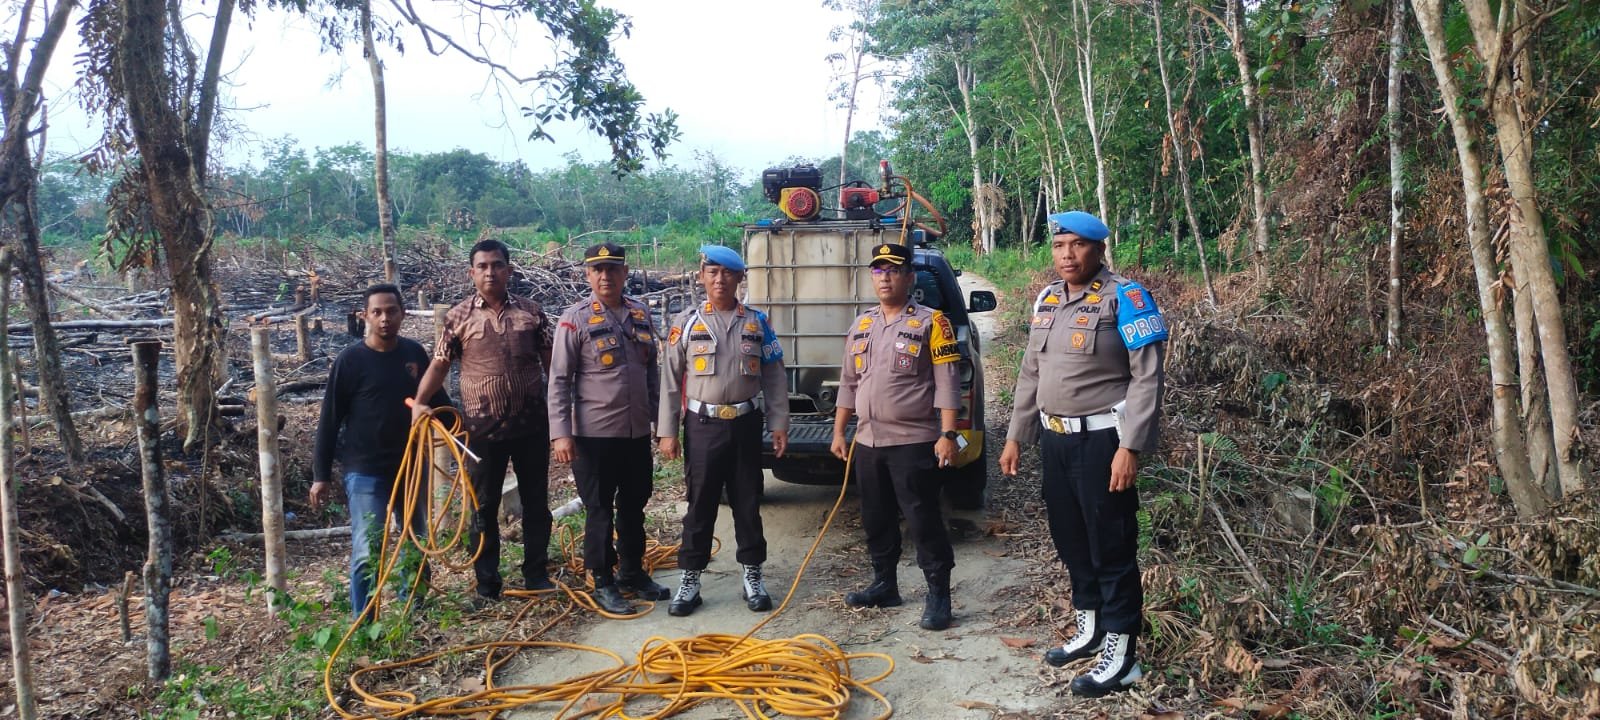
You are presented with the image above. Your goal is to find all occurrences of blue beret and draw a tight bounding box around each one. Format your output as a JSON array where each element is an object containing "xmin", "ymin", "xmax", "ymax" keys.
[
  {"xmin": 1047, "ymin": 211, "xmax": 1109, "ymax": 242},
  {"xmin": 699, "ymin": 245, "xmax": 746, "ymax": 272}
]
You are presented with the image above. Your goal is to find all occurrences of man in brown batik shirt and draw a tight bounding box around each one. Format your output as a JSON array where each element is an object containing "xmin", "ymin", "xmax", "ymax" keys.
[{"xmin": 412, "ymin": 239, "xmax": 555, "ymax": 605}]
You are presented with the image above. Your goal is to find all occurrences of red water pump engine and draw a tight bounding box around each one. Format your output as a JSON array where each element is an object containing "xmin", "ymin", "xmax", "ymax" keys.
[{"xmin": 839, "ymin": 186, "xmax": 880, "ymax": 220}]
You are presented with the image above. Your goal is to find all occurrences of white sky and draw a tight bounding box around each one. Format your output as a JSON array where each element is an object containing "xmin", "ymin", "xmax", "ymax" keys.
[{"xmin": 38, "ymin": 0, "xmax": 889, "ymax": 177}]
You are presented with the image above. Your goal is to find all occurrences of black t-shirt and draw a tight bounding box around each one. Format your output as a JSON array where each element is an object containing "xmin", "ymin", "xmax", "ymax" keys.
[{"xmin": 312, "ymin": 338, "xmax": 449, "ymax": 484}]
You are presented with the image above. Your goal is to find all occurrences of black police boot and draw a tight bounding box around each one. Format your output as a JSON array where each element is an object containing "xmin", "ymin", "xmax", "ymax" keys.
[
  {"xmin": 919, "ymin": 572, "xmax": 952, "ymax": 631},
  {"xmin": 523, "ymin": 573, "xmax": 556, "ymax": 592},
  {"xmin": 740, "ymin": 564, "xmax": 773, "ymax": 612},
  {"xmin": 590, "ymin": 579, "xmax": 634, "ymax": 615},
  {"xmin": 1069, "ymin": 632, "xmax": 1142, "ymax": 697},
  {"xmin": 1044, "ymin": 609, "xmax": 1105, "ymax": 667},
  {"xmin": 844, "ymin": 563, "xmax": 903, "ymax": 608},
  {"xmin": 617, "ymin": 563, "xmax": 672, "ymax": 601}
]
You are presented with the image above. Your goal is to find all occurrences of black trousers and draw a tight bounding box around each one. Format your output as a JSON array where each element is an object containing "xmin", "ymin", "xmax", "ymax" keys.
[
  {"xmin": 1040, "ymin": 426, "xmax": 1143, "ymax": 635},
  {"xmin": 678, "ymin": 411, "xmax": 767, "ymax": 570},
  {"xmin": 467, "ymin": 427, "xmax": 552, "ymax": 598},
  {"xmin": 571, "ymin": 435, "xmax": 654, "ymax": 584},
  {"xmin": 854, "ymin": 441, "xmax": 954, "ymax": 577}
]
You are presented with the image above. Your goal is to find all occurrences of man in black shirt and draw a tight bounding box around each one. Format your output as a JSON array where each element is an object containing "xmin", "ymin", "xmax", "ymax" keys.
[{"xmin": 311, "ymin": 284, "xmax": 448, "ymax": 619}]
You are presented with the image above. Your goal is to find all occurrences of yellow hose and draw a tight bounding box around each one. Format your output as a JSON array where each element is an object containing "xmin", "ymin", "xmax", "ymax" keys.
[{"xmin": 322, "ymin": 408, "xmax": 894, "ymax": 720}]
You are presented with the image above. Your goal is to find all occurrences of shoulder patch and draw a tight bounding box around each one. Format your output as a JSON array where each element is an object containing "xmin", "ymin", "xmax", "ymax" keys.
[
  {"xmin": 1116, "ymin": 280, "xmax": 1169, "ymax": 350},
  {"xmin": 756, "ymin": 310, "xmax": 783, "ymax": 364},
  {"xmin": 929, "ymin": 310, "xmax": 959, "ymax": 365}
]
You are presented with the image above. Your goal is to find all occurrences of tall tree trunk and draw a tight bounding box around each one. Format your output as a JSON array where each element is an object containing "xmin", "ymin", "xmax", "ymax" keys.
[
  {"xmin": 250, "ymin": 329, "xmax": 288, "ymax": 610},
  {"xmin": 1462, "ymin": 0, "xmax": 1587, "ymax": 495},
  {"xmin": 1152, "ymin": 0, "xmax": 1216, "ymax": 305},
  {"xmin": 0, "ymin": 251, "xmax": 39, "ymax": 720},
  {"xmin": 116, "ymin": 0, "xmax": 229, "ymax": 453},
  {"xmin": 0, "ymin": 0, "xmax": 82, "ymax": 466},
  {"xmin": 1384, "ymin": 0, "xmax": 1405, "ymax": 357},
  {"xmin": 1070, "ymin": 0, "xmax": 1112, "ymax": 257},
  {"xmin": 1413, "ymin": 0, "xmax": 1543, "ymax": 516},
  {"xmin": 1512, "ymin": 276, "xmax": 1558, "ymax": 496},
  {"xmin": 129, "ymin": 339, "xmax": 171, "ymax": 681},
  {"xmin": 7, "ymin": 161, "xmax": 84, "ymax": 465},
  {"xmin": 951, "ymin": 53, "xmax": 993, "ymax": 254},
  {"xmin": 1224, "ymin": 0, "xmax": 1270, "ymax": 278},
  {"xmin": 362, "ymin": 0, "xmax": 399, "ymax": 287}
]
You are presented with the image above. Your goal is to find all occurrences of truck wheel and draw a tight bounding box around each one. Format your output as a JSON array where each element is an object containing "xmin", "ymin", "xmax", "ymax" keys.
[{"xmin": 943, "ymin": 447, "xmax": 988, "ymax": 510}]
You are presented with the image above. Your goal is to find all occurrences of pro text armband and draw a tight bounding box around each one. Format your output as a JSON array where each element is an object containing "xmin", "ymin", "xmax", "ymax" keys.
[
  {"xmin": 1116, "ymin": 281, "xmax": 1169, "ymax": 350},
  {"xmin": 756, "ymin": 310, "xmax": 784, "ymax": 364}
]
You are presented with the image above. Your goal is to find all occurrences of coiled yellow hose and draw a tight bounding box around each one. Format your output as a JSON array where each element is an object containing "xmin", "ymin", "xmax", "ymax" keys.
[{"xmin": 322, "ymin": 407, "xmax": 894, "ymax": 720}]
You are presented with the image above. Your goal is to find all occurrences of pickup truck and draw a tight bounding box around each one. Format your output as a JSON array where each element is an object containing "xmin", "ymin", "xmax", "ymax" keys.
[{"xmin": 742, "ymin": 218, "xmax": 997, "ymax": 509}]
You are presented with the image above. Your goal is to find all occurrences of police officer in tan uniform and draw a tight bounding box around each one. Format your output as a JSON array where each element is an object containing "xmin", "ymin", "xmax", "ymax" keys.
[
  {"xmin": 999, "ymin": 211, "xmax": 1167, "ymax": 697},
  {"xmin": 411, "ymin": 239, "xmax": 554, "ymax": 605},
  {"xmin": 829, "ymin": 242, "xmax": 963, "ymax": 631},
  {"xmin": 657, "ymin": 245, "xmax": 790, "ymax": 617},
  {"xmin": 549, "ymin": 242, "xmax": 668, "ymax": 615}
]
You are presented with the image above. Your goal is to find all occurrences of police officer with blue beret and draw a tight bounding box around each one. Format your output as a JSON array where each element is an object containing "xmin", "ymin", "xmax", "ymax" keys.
[
  {"xmin": 657, "ymin": 245, "xmax": 790, "ymax": 616},
  {"xmin": 999, "ymin": 211, "xmax": 1167, "ymax": 696}
]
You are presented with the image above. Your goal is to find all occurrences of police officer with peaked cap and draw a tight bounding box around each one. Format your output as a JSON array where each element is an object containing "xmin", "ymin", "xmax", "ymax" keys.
[
  {"xmin": 999, "ymin": 210, "xmax": 1167, "ymax": 697},
  {"xmin": 549, "ymin": 241, "xmax": 670, "ymax": 615},
  {"xmin": 657, "ymin": 245, "xmax": 791, "ymax": 617},
  {"xmin": 830, "ymin": 242, "xmax": 963, "ymax": 631}
]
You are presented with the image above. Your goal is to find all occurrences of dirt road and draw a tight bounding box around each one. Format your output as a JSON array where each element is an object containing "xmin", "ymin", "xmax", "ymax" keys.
[{"xmin": 507, "ymin": 272, "xmax": 1062, "ymax": 719}]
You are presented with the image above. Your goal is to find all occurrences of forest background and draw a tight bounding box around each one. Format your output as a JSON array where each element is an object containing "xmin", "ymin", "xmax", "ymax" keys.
[{"xmin": 4, "ymin": 0, "xmax": 1600, "ymax": 717}]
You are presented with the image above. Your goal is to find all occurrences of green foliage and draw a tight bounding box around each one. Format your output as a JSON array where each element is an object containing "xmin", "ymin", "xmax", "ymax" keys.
[
  {"xmin": 150, "ymin": 661, "xmax": 323, "ymax": 719},
  {"xmin": 1199, "ymin": 432, "xmax": 1244, "ymax": 466}
]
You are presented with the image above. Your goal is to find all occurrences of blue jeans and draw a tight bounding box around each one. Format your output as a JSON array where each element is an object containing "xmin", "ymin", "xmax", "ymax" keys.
[{"xmin": 345, "ymin": 471, "xmax": 430, "ymax": 620}]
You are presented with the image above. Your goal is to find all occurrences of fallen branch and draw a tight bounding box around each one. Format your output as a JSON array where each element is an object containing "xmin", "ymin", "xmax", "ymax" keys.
[
  {"xmin": 1209, "ymin": 500, "xmax": 1274, "ymax": 598},
  {"xmin": 80, "ymin": 483, "xmax": 126, "ymax": 523},
  {"xmin": 1438, "ymin": 536, "xmax": 1600, "ymax": 598},
  {"xmin": 5, "ymin": 318, "xmax": 174, "ymax": 334},
  {"xmin": 221, "ymin": 526, "xmax": 348, "ymax": 542},
  {"xmin": 47, "ymin": 281, "xmax": 130, "ymax": 321}
]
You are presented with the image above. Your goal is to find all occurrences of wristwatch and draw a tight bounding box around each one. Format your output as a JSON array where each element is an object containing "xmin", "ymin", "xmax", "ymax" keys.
[{"xmin": 942, "ymin": 430, "xmax": 959, "ymax": 441}]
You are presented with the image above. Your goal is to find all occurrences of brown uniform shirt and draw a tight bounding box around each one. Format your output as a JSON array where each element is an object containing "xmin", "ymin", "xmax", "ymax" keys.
[
  {"xmin": 658, "ymin": 302, "xmax": 790, "ymax": 433},
  {"xmin": 836, "ymin": 301, "xmax": 962, "ymax": 447},
  {"xmin": 548, "ymin": 293, "xmax": 659, "ymax": 440},
  {"xmin": 433, "ymin": 293, "xmax": 553, "ymax": 442},
  {"xmin": 1005, "ymin": 267, "xmax": 1166, "ymax": 453}
]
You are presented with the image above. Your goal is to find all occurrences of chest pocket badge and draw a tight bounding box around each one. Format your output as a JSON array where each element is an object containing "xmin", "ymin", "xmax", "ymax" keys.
[
  {"xmin": 595, "ymin": 335, "xmax": 620, "ymax": 351},
  {"xmin": 894, "ymin": 353, "xmax": 914, "ymax": 371},
  {"xmin": 691, "ymin": 354, "xmax": 715, "ymax": 375},
  {"xmin": 1067, "ymin": 329, "xmax": 1097, "ymax": 354},
  {"xmin": 743, "ymin": 357, "xmax": 760, "ymax": 376},
  {"xmin": 1033, "ymin": 313, "xmax": 1055, "ymax": 329}
]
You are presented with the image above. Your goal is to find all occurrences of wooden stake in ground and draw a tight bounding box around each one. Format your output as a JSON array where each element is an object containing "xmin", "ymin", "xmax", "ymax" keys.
[
  {"xmin": 129, "ymin": 339, "xmax": 171, "ymax": 682},
  {"xmin": 295, "ymin": 313, "xmax": 312, "ymax": 363},
  {"xmin": 1, "ymin": 251, "xmax": 40, "ymax": 719},
  {"xmin": 250, "ymin": 328, "xmax": 289, "ymax": 611}
]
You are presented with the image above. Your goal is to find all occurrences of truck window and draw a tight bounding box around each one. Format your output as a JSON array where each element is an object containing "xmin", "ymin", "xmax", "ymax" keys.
[{"xmin": 912, "ymin": 268, "xmax": 946, "ymax": 311}]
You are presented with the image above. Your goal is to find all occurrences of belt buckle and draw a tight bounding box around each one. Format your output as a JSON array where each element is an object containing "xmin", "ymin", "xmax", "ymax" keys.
[
  {"xmin": 717, "ymin": 405, "xmax": 738, "ymax": 420},
  {"xmin": 1045, "ymin": 415, "xmax": 1065, "ymax": 434}
]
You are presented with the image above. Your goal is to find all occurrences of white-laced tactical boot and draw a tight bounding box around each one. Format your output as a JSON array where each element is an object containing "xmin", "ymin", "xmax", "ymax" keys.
[
  {"xmin": 1044, "ymin": 609, "xmax": 1105, "ymax": 666},
  {"xmin": 740, "ymin": 564, "xmax": 773, "ymax": 612},
  {"xmin": 1069, "ymin": 631, "xmax": 1142, "ymax": 697},
  {"xmin": 668, "ymin": 569, "xmax": 702, "ymax": 617}
]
